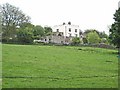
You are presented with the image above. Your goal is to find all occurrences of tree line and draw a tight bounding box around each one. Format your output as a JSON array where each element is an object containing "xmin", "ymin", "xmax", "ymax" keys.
[
  {"xmin": 1, "ymin": 3, "xmax": 52, "ymax": 44},
  {"xmin": 71, "ymin": 29, "xmax": 109, "ymax": 45},
  {"xmin": 1, "ymin": 3, "xmax": 120, "ymax": 50}
]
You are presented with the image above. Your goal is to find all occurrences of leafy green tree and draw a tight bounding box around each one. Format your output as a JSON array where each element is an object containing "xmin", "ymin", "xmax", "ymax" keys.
[
  {"xmin": 109, "ymin": 8, "xmax": 120, "ymax": 50},
  {"xmin": 72, "ymin": 37, "xmax": 80, "ymax": 45},
  {"xmin": 17, "ymin": 23, "xmax": 34, "ymax": 44},
  {"xmin": 84, "ymin": 29, "xmax": 108, "ymax": 40},
  {"xmin": 87, "ymin": 31, "xmax": 100, "ymax": 44},
  {"xmin": 17, "ymin": 24, "xmax": 34, "ymax": 44},
  {"xmin": 44, "ymin": 26, "xmax": 52, "ymax": 36},
  {"xmin": 98, "ymin": 31, "xmax": 109, "ymax": 44},
  {"xmin": 84, "ymin": 29, "xmax": 99, "ymax": 35},
  {"xmin": 1, "ymin": 3, "xmax": 30, "ymax": 42},
  {"xmin": 20, "ymin": 22, "xmax": 34, "ymax": 29},
  {"xmin": 99, "ymin": 31, "xmax": 108, "ymax": 38},
  {"xmin": 100, "ymin": 38, "xmax": 109, "ymax": 44},
  {"xmin": 82, "ymin": 37, "xmax": 88, "ymax": 44},
  {"xmin": 17, "ymin": 29, "xmax": 33, "ymax": 44},
  {"xmin": 33, "ymin": 25, "xmax": 45, "ymax": 39}
]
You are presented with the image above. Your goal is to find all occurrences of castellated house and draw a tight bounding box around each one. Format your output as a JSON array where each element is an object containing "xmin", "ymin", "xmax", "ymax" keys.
[{"xmin": 38, "ymin": 22, "xmax": 83, "ymax": 45}]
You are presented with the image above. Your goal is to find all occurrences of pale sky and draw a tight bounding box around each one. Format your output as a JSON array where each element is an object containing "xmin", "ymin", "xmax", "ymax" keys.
[{"xmin": 0, "ymin": 0, "xmax": 120, "ymax": 34}]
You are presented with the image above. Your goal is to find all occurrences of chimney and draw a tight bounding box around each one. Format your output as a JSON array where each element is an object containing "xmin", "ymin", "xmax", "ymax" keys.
[
  {"xmin": 68, "ymin": 21, "xmax": 71, "ymax": 25},
  {"xmin": 63, "ymin": 22, "xmax": 65, "ymax": 25}
]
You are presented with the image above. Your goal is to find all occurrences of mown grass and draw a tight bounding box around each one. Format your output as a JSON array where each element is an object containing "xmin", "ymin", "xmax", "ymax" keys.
[
  {"xmin": 0, "ymin": 43, "xmax": 2, "ymax": 89},
  {"xmin": 2, "ymin": 44, "xmax": 118, "ymax": 88}
]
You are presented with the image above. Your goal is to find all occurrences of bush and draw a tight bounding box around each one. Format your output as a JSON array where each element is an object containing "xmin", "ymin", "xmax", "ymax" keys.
[{"xmin": 71, "ymin": 37, "xmax": 81, "ymax": 45}]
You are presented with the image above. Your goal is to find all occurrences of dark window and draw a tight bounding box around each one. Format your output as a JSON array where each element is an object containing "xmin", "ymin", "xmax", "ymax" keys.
[
  {"xmin": 75, "ymin": 34, "xmax": 77, "ymax": 37},
  {"xmin": 69, "ymin": 28, "xmax": 71, "ymax": 32},
  {"xmin": 57, "ymin": 29, "xmax": 59, "ymax": 32},
  {"xmin": 63, "ymin": 22, "xmax": 65, "ymax": 25},
  {"xmin": 49, "ymin": 39, "xmax": 51, "ymax": 41},
  {"xmin": 58, "ymin": 33, "xmax": 62, "ymax": 36},
  {"xmin": 75, "ymin": 29, "xmax": 77, "ymax": 32},
  {"xmin": 41, "ymin": 38, "xmax": 43, "ymax": 40},
  {"xmin": 61, "ymin": 41, "xmax": 63, "ymax": 43},
  {"xmin": 69, "ymin": 33, "xmax": 71, "ymax": 37},
  {"xmin": 49, "ymin": 39, "xmax": 51, "ymax": 42},
  {"xmin": 68, "ymin": 21, "xmax": 71, "ymax": 25}
]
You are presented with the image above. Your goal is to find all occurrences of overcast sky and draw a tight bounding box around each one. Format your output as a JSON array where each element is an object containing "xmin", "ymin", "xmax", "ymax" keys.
[{"xmin": 0, "ymin": 0, "xmax": 120, "ymax": 34}]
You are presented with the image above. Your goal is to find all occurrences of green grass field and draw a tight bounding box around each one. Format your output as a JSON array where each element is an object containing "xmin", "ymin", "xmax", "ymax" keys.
[{"xmin": 2, "ymin": 44, "xmax": 118, "ymax": 88}]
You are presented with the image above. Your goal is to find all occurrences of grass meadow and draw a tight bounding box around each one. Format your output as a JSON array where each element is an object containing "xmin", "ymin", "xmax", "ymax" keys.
[{"xmin": 2, "ymin": 44, "xmax": 118, "ymax": 88}]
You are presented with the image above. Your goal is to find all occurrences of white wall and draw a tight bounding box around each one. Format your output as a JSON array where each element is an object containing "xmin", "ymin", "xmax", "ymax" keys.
[
  {"xmin": 52, "ymin": 24, "xmax": 80, "ymax": 37},
  {"xmin": 65, "ymin": 25, "xmax": 80, "ymax": 37},
  {"xmin": 119, "ymin": 1, "xmax": 120, "ymax": 8}
]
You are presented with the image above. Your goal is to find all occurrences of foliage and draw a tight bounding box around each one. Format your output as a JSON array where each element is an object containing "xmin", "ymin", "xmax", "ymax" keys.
[
  {"xmin": 100, "ymin": 38, "xmax": 108, "ymax": 44},
  {"xmin": 72, "ymin": 37, "xmax": 80, "ymax": 45},
  {"xmin": 82, "ymin": 37, "xmax": 88, "ymax": 44},
  {"xmin": 84, "ymin": 29, "xmax": 99, "ymax": 35},
  {"xmin": 33, "ymin": 25, "xmax": 45, "ymax": 38},
  {"xmin": 44, "ymin": 26, "xmax": 52, "ymax": 36},
  {"xmin": 1, "ymin": 3, "xmax": 30, "ymax": 42},
  {"xmin": 1, "ymin": 3, "xmax": 46, "ymax": 44},
  {"xmin": 17, "ymin": 23, "xmax": 34, "ymax": 43},
  {"xmin": 99, "ymin": 31, "xmax": 108, "ymax": 38},
  {"xmin": 17, "ymin": 29, "xmax": 33, "ymax": 43},
  {"xmin": 84, "ymin": 29, "xmax": 108, "ymax": 39},
  {"xmin": 109, "ymin": 8, "xmax": 120, "ymax": 47},
  {"xmin": 98, "ymin": 31, "xmax": 109, "ymax": 44},
  {"xmin": 17, "ymin": 24, "xmax": 46, "ymax": 43},
  {"xmin": 2, "ymin": 44, "xmax": 118, "ymax": 88},
  {"xmin": 87, "ymin": 31, "xmax": 100, "ymax": 44}
]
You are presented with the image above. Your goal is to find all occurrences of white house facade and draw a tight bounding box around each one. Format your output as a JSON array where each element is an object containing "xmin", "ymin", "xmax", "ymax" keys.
[
  {"xmin": 35, "ymin": 22, "xmax": 83, "ymax": 44},
  {"xmin": 119, "ymin": 1, "xmax": 120, "ymax": 8},
  {"xmin": 52, "ymin": 22, "xmax": 81, "ymax": 37}
]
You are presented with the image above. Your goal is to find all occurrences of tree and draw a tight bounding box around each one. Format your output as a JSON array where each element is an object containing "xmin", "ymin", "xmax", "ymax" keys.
[
  {"xmin": 87, "ymin": 31, "xmax": 100, "ymax": 44},
  {"xmin": 84, "ymin": 29, "xmax": 99, "ymax": 35},
  {"xmin": 17, "ymin": 29, "xmax": 33, "ymax": 44},
  {"xmin": 84, "ymin": 29, "xmax": 108, "ymax": 38},
  {"xmin": 1, "ymin": 3, "xmax": 30, "ymax": 42},
  {"xmin": 109, "ymin": 8, "xmax": 120, "ymax": 48},
  {"xmin": 44, "ymin": 26, "xmax": 52, "ymax": 36},
  {"xmin": 82, "ymin": 37, "xmax": 88, "ymax": 44},
  {"xmin": 17, "ymin": 23, "xmax": 34, "ymax": 44},
  {"xmin": 72, "ymin": 37, "xmax": 80, "ymax": 45},
  {"xmin": 98, "ymin": 31, "xmax": 109, "ymax": 44},
  {"xmin": 33, "ymin": 25, "xmax": 45, "ymax": 39},
  {"xmin": 99, "ymin": 31, "xmax": 108, "ymax": 38}
]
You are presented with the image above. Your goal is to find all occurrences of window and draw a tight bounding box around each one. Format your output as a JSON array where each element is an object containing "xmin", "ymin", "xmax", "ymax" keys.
[
  {"xmin": 69, "ymin": 28, "xmax": 71, "ymax": 32},
  {"xmin": 56, "ymin": 29, "xmax": 59, "ymax": 32},
  {"xmin": 69, "ymin": 33, "xmax": 71, "ymax": 37},
  {"xmin": 41, "ymin": 38, "xmax": 43, "ymax": 40},
  {"xmin": 75, "ymin": 29, "xmax": 77, "ymax": 32},
  {"xmin": 49, "ymin": 39, "xmax": 51, "ymax": 41},
  {"xmin": 58, "ymin": 33, "xmax": 62, "ymax": 36},
  {"xmin": 75, "ymin": 34, "xmax": 77, "ymax": 37},
  {"xmin": 61, "ymin": 41, "xmax": 63, "ymax": 43}
]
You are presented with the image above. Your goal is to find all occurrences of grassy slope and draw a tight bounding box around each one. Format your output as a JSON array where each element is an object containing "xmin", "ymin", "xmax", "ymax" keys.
[
  {"xmin": 0, "ymin": 44, "xmax": 2, "ymax": 89},
  {"xmin": 2, "ymin": 44, "xmax": 118, "ymax": 88}
]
